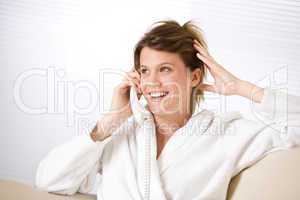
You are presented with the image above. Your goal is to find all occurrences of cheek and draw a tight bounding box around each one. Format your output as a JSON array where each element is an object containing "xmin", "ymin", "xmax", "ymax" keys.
[
  {"xmin": 162, "ymin": 76, "xmax": 189, "ymax": 93},
  {"xmin": 140, "ymin": 78, "xmax": 147, "ymax": 93},
  {"xmin": 140, "ymin": 73, "xmax": 189, "ymax": 93}
]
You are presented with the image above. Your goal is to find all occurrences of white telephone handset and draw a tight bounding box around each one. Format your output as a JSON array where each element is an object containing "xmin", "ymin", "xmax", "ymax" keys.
[{"xmin": 129, "ymin": 87, "xmax": 152, "ymax": 125}]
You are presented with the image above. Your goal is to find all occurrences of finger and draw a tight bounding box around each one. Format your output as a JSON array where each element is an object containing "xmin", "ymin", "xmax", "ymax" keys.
[
  {"xmin": 127, "ymin": 78, "xmax": 140, "ymax": 91},
  {"xmin": 193, "ymin": 40, "xmax": 212, "ymax": 58},
  {"xmin": 126, "ymin": 73, "xmax": 142, "ymax": 90},
  {"xmin": 198, "ymin": 53, "xmax": 231, "ymax": 80},
  {"xmin": 126, "ymin": 73, "xmax": 141, "ymax": 88},
  {"xmin": 194, "ymin": 39, "xmax": 203, "ymax": 48},
  {"xmin": 193, "ymin": 41, "xmax": 210, "ymax": 57},
  {"xmin": 128, "ymin": 70, "xmax": 143, "ymax": 97},
  {"xmin": 125, "ymin": 76, "xmax": 142, "ymax": 94},
  {"xmin": 127, "ymin": 71, "xmax": 141, "ymax": 80},
  {"xmin": 117, "ymin": 80, "xmax": 131, "ymax": 94},
  {"xmin": 197, "ymin": 83, "xmax": 216, "ymax": 93},
  {"xmin": 126, "ymin": 75, "xmax": 139, "ymax": 85},
  {"xmin": 196, "ymin": 53, "xmax": 215, "ymax": 70},
  {"xmin": 125, "ymin": 73, "xmax": 140, "ymax": 84},
  {"xmin": 122, "ymin": 71, "xmax": 140, "ymax": 81}
]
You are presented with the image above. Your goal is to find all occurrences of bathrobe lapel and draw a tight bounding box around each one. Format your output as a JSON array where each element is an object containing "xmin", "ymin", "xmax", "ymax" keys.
[
  {"xmin": 135, "ymin": 109, "xmax": 215, "ymax": 199},
  {"xmin": 157, "ymin": 109, "xmax": 215, "ymax": 174}
]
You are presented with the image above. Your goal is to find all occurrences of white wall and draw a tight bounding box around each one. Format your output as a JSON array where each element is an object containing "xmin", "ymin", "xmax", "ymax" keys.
[{"xmin": 0, "ymin": 0, "xmax": 299, "ymax": 185}]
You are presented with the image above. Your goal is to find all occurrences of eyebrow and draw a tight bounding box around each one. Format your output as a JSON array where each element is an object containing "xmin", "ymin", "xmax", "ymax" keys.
[{"xmin": 140, "ymin": 62, "xmax": 174, "ymax": 68}]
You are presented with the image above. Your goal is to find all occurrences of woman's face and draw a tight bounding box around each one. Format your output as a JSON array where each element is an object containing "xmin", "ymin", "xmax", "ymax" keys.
[{"xmin": 139, "ymin": 47, "xmax": 195, "ymax": 116}]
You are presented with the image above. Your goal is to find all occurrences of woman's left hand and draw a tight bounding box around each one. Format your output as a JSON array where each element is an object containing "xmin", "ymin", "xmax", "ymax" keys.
[
  {"xmin": 193, "ymin": 39, "xmax": 264, "ymax": 103},
  {"xmin": 193, "ymin": 39, "xmax": 241, "ymax": 96}
]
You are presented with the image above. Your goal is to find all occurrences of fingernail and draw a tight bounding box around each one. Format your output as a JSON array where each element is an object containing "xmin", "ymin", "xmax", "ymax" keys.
[{"xmin": 196, "ymin": 53, "xmax": 202, "ymax": 59}]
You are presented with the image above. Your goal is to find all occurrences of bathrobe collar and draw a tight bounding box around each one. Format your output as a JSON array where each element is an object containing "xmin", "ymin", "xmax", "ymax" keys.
[{"xmin": 134, "ymin": 109, "xmax": 222, "ymax": 200}]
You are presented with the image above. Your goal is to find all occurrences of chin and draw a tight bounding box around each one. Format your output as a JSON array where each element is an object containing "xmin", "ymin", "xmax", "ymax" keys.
[{"xmin": 147, "ymin": 103, "xmax": 179, "ymax": 116}]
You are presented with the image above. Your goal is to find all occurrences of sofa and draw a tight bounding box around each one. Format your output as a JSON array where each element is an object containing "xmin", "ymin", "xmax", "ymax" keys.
[{"xmin": 1, "ymin": 147, "xmax": 300, "ymax": 200}]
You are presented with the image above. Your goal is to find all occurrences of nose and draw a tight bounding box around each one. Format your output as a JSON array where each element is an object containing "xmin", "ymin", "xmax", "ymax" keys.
[{"xmin": 143, "ymin": 71, "xmax": 161, "ymax": 88}]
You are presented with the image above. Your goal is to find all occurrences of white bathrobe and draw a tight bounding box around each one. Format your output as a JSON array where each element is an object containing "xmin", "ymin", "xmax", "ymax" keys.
[{"xmin": 35, "ymin": 88, "xmax": 300, "ymax": 200}]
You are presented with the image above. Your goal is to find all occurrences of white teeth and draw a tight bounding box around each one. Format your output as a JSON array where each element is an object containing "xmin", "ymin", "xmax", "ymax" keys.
[{"xmin": 149, "ymin": 92, "xmax": 168, "ymax": 98}]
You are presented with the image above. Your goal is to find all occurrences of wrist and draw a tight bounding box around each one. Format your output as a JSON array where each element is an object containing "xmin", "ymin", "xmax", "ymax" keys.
[
  {"xmin": 99, "ymin": 112, "xmax": 131, "ymax": 138},
  {"xmin": 236, "ymin": 80, "xmax": 264, "ymax": 103},
  {"xmin": 109, "ymin": 101, "xmax": 133, "ymax": 118}
]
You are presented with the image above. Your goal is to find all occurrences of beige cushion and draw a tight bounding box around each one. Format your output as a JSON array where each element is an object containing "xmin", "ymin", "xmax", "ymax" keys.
[
  {"xmin": 1, "ymin": 147, "xmax": 300, "ymax": 200},
  {"xmin": 0, "ymin": 180, "xmax": 96, "ymax": 200},
  {"xmin": 227, "ymin": 147, "xmax": 300, "ymax": 200}
]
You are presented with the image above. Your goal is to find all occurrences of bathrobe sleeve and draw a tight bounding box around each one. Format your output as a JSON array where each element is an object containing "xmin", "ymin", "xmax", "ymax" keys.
[
  {"xmin": 231, "ymin": 87, "xmax": 300, "ymax": 175},
  {"xmin": 35, "ymin": 134, "xmax": 112, "ymax": 195},
  {"xmin": 253, "ymin": 88, "xmax": 300, "ymax": 144}
]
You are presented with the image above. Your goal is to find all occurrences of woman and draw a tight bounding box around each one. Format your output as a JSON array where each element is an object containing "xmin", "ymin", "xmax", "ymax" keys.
[{"xmin": 35, "ymin": 20, "xmax": 300, "ymax": 200}]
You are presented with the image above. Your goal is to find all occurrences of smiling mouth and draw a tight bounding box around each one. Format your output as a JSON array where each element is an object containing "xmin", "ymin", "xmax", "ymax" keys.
[{"xmin": 148, "ymin": 91, "xmax": 169, "ymax": 102}]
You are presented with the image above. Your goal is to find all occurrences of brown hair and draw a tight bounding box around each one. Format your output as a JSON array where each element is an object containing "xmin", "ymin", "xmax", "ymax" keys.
[{"xmin": 134, "ymin": 20, "xmax": 208, "ymax": 113}]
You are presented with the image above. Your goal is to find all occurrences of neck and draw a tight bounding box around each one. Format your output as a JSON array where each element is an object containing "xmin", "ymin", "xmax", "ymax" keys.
[{"xmin": 153, "ymin": 112, "xmax": 192, "ymax": 136}]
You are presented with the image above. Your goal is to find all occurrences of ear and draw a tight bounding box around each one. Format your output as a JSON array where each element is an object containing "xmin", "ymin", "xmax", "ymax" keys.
[{"xmin": 190, "ymin": 68, "xmax": 202, "ymax": 88}]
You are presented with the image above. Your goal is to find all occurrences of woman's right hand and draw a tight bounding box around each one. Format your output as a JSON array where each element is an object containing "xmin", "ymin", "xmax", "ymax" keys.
[
  {"xmin": 109, "ymin": 69, "xmax": 142, "ymax": 117},
  {"xmin": 90, "ymin": 69, "xmax": 142, "ymax": 141}
]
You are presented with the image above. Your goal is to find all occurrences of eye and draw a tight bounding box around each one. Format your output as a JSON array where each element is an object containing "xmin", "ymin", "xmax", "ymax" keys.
[
  {"xmin": 140, "ymin": 67, "xmax": 148, "ymax": 74},
  {"xmin": 160, "ymin": 66, "xmax": 171, "ymax": 72}
]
